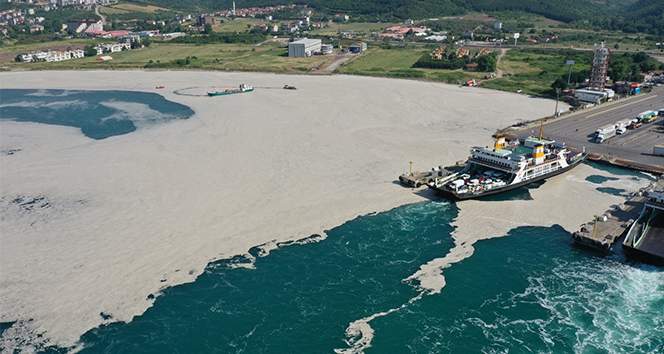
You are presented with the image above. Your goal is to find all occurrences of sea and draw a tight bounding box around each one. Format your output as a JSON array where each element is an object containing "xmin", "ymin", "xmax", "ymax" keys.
[
  {"xmin": 1, "ymin": 90, "xmax": 662, "ymax": 353},
  {"xmin": 57, "ymin": 201, "xmax": 662, "ymax": 354},
  {"xmin": 0, "ymin": 89, "xmax": 193, "ymax": 139}
]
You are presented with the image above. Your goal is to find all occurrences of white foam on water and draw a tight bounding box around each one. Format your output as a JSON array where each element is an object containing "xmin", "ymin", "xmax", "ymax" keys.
[
  {"xmin": 0, "ymin": 100, "xmax": 89, "ymax": 110},
  {"xmin": 335, "ymin": 293, "xmax": 425, "ymax": 354},
  {"xmin": 99, "ymin": 100, "xmax": 180, "ymax": 128},
  {"xmin": 464, "ymin": 259, "xmax": 663, "ymax": 354},
  {"xmin": 25, "ymin": 89, "xmax": 81, "ymax": 97}
]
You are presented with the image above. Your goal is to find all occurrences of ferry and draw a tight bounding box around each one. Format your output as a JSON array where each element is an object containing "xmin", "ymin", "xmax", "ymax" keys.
[
  {"xmin": 208, "ymin": 84, "xmax": 254, "ymax": 97},
  {"xmin": 429, "ymin": 135, "xmax": 586, "ymax": 200}
]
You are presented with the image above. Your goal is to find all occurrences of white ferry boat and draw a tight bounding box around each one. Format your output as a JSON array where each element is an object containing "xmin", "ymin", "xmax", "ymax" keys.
[{"xmin": 429, "ymin": 136, "xmax": 586, "ymax": 200}]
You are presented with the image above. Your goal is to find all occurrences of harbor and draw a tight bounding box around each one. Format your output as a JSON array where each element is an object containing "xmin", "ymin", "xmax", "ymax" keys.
[
  {"xmin": 505, "ymin": 86, "xmax": 664, "ymax": 175},
  {"xmin": 572, "ymin": 178, "xmax": 664, "ymax": 262}
]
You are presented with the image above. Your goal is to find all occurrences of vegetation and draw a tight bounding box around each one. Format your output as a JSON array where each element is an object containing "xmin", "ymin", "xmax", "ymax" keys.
[
  {"xmin": 413, "ymin": 48, "xmax": 497, "ymax": 72},
  {"xmin": 136, "ymin": 0, "xmax": 664, "ymax": 34},
  {"xmin": 171, "ymin": 32, "xmax": 267, "ymax": 44},
  {"xmin": 338, "ymin": 47, "xmax": 485, "ymax": 84},
  {"xmin": 482, "ymin": 48, "xmax": 592, "ymax": 96},
  {"xmin": 0, "ymin": 41, "xmax": 336, "ymax": 73},
  {"xmin": 608, "ymin": 52, "xmax": 664, "ymax": 82}
]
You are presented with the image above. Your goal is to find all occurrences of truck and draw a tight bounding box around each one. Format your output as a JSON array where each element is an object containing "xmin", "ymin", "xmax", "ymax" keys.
[
  {"xmin": 637, "ymin": 110, "xmax": 658, "ymax": 123},
  {"xmin": 654, "ymin": 145, "xmax": 664, "ymax": 157},
  {"xmin": 615, "ymin": 119, "xmax": 632, "ymax": 135},
  {"xmin": 594, "ymin": 125, "xmax": 616, "ymax": 143}
]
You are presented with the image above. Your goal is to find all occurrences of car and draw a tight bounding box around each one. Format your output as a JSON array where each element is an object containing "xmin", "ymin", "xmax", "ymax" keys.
[{"xmin": 658, "ymin": 109, "xmax": 664, "ymax": 117}]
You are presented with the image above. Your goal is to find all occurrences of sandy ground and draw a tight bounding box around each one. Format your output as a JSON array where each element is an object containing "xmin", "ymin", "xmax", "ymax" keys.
[{"xmin": 0, "ymin": 70, "xmax": 562, "ymax": 350}]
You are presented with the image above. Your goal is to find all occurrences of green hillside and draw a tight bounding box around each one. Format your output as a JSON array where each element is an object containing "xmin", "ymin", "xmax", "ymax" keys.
[{"xmin": 133, "ymin": 0, "xmax": 663, "ymax": 34}]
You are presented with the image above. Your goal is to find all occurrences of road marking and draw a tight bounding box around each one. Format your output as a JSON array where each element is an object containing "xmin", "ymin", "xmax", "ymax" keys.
[{"xmin": 586, "ymin": 94, "xmax": 659, "ymax": 118}]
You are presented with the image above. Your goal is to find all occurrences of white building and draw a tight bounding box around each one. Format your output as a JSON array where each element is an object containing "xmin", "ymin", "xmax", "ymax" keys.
[
  {"xmin": 94, "ymin": 42, "xmax": 131, "ymax": 55},
  {"xmin": 320, "ymin": 44, "xmax": 333, "ymax": 55},
  {"xmin": 575, "ymin": 89, "xmax": 607, "ymax": 104},
  {"xmin": 288, "ymin": 38, "xmax": 322, "ymax": 57}
]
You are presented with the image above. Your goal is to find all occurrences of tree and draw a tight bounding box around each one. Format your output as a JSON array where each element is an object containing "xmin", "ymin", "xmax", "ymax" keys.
[
  {"xmin": 203, "ymin": 23, "xmax": 213, "ymax": 34},
  {"xmin": 83, "ymin": 45, "xmax": 97, "ymax": 57},
  {"xmin": 551, "ymin": 77, "xmax": 569, "ymax": 90},
  {"xmin": 476, "ymin": 53, "xmax": 497, "ymax": 72}
]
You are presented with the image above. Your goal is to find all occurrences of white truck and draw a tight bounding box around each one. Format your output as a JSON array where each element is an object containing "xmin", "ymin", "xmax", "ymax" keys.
[
  {"xmin": 614, "ymin": 119, "xmax": 632, "ymax": 135},
  {"xmin": 594, "ymin": 125, "xmax": 616, "ymax": 143}
]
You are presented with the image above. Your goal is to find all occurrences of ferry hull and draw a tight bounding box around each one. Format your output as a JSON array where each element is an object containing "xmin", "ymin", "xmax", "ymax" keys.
[
  {"xmin": 622, "ymin": 244, "xmax": 664, "ymax": 266},
  {"xmin": 430, "ymin": 156, "xmax": 586, "ymax": 201}
]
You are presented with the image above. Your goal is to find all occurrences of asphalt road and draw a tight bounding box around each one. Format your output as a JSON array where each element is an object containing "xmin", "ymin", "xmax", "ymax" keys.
[{"xmin": 517, "ymin": 87, "xmax": 664, "ymax": 167}]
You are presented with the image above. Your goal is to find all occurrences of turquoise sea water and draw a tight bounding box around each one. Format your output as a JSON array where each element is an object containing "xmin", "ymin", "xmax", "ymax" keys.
[
  {"xmin": 46, "ymin": 200, "xmax": 659, "ymax": 354},
  {"xmin": 0, "ymin": 89, "xmax": 193, "ymax": 139}
]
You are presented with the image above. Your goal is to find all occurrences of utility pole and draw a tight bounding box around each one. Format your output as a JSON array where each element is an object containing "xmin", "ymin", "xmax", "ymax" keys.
[{"xmin": 554, "ymin": 88, "xmax": 560, "ymax": 117}]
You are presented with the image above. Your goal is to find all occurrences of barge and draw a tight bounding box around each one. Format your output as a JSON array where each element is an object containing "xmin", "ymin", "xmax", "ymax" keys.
[{"xmin": 208, "ymin": 84, "xmax": 254, "ymax": 97}]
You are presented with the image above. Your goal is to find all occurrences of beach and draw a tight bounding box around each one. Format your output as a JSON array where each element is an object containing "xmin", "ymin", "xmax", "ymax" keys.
[{"xmin": 0, "ymin": 70, "xmax": 630, "ymax": 350}]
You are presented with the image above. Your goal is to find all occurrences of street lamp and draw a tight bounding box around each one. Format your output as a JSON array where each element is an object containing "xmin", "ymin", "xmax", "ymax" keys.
[{"xmin": 565, "ymin": 59, "xmax": 575, "ymax": 86}]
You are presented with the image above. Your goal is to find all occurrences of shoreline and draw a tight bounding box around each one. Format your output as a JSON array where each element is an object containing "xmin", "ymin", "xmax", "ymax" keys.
[{"xmin": 1, "ymin": 70, "xmax": 564, "ymax": 350}]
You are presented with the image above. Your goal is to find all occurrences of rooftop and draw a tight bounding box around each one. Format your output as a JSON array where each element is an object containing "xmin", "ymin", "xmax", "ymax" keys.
[{"xmin": 291, "ymin": 38, "xmax": 321, "ymax": 46}]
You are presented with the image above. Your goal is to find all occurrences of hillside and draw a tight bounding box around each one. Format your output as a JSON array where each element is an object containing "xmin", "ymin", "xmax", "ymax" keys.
[{"xmin": 134, "ymin": 0, "xmax": 663, "ymax": 34}]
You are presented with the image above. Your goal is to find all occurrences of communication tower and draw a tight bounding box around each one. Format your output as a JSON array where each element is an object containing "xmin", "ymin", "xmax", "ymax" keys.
[{"xmin": 589, "ymin": 42, "xmax": 610, "ymax": 90}]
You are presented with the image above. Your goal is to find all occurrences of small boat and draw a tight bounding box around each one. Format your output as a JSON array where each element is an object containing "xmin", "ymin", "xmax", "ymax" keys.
[{"xmin": 208, "ymin": 84, "xmax": 254, "ymax": 97}]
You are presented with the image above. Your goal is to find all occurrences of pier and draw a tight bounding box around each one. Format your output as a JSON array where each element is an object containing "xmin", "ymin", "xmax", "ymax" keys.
[
  {"xmin": 572, "ymin": 178, "xmax": 664, "ymax": 252},
  {"xmin": 504, "ymin": 86, "xmax": 664, "ymax": 175},
  {"xmin": 398, "ymin": 162, "xmax": 463, "ymax": 188}
]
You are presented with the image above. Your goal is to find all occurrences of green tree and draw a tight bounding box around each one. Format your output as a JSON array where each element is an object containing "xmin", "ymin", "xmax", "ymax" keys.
[
  {"xmin": 203, "ymin": 23, "xmax": 213, "ymax": 34},
  {"xmin": 83, "ymin": 45, "xmax": 97, "ymax": 57},
  {"xmin": 476, "ymin": 54, "xmax": 497, "ymax": 72}
]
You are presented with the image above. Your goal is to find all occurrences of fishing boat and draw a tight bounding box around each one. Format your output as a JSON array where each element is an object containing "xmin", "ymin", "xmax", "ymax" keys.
[
  {"xmin": 429, "ymin": 134, "xmax": 586, "ymax": 200},
  {"xmin": 207, "ymin": 84, "xmax": 254, "ymax": 97}
]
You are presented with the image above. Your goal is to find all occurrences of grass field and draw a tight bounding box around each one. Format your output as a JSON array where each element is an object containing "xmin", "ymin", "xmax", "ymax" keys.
[
  {"xmin": 338, "ymin": 47, "xmax": 485, "ymax": 84},
  {"xmin": 481, "ymin": 48, "xmax": 592, "ymax": 96},
  {"xmin": 100, "ymin": 2, "xmax": 167, "ymax": 15},
  {"xmin": 213, "ymin": 18, "xmax": 265, "ymax": 33},
  {"xmin": 1, "ymin": 41, "xmax": 338, "ymax": 73}
]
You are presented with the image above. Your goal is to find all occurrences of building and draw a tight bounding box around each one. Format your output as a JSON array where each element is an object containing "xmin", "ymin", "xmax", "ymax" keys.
[
  {"xmin": 18, "ymin": 49, "xmax": 84, "ymax": 63},
  {"xmin": 589, "ymin": 42, "xmax": 610, "ymax": 90},
  {"xmin": 320, "ymin": 44, "xmax": 333, "ymax": 55},
  {"xmin": 94, "ymin": 42, "xmax": 131, "ymax": 55},
  {"xmin": 574, "ymin": 89, "xmax": 608, "ymax": 104},
  {"xmin": 288, "ymin": 38, "xmax": 321, "ymax": 57},
  {"xmin": 29, "ymin": 24, "xmax": 44, "ymax": 33},
  {"xmin": 198, "ymin": 15, "xmax": 216, "ymax": 26},
  {"xmin": 162, "ymin": 32, "xmax": 186, "ymax": 40},
  {"xmin": 348, "ymin": 42, "xmax": 367, "ymax": 54}
]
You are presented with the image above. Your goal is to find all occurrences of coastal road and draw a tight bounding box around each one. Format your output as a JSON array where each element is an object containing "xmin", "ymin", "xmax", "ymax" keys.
[{"xmin": 516, "ymin": 87, "xmax": 664, "ymax": 167}]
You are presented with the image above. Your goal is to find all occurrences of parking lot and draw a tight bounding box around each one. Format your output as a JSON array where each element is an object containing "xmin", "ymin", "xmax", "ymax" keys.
[{"xmin": 516, "ymin": 87, "xmax": 664, "ymax": 168}]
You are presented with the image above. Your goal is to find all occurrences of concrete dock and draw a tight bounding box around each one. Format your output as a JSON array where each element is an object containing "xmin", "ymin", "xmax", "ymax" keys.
[
  {"xmin": 505, "ymin": 87, "xmax": 664, "ymax": 175},
  {"xmin": 572, "ymin": 178, "xmax": 664, "ymax": 252}
]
